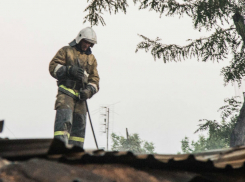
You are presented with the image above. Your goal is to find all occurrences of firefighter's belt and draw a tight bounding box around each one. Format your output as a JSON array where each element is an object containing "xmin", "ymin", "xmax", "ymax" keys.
[
  {"xmin": 58, "ymin": 85, "xmax": 79, "ymax": 100},
  {"xmin": 57, "ymin": 79, "xmax": 87, "ymax": 100},
  {"xmin": 57, "ymin": 79, "xmax": 83, "ymax": 90}
]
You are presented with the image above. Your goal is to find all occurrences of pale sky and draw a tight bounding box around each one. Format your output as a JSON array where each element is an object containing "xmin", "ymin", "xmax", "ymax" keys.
[{"xmin": 0, "ymin": 0, "xmax": 238, "ymax": 153}]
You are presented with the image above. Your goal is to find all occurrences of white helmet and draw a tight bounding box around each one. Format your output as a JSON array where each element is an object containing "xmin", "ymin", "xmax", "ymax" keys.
[{"xmin": 75, "ymin": 27, "xmax": 97, "ymax": 45}]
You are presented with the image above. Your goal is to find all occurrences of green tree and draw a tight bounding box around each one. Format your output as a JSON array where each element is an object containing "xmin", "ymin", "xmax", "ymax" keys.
[
  {"xmin": 181, "ymin": 97, "xmax": 241, "ymax": 153},
  {"xmin": 111, "ymin": 132, "xmax": 155, "ymax": 154},
  {"xmin": 83, "ymin": 0, "xmax": 245, "ymax": 147},
  {"xmin": 83, "ymin": 0, "xmax": 245, "ymax": 84}
]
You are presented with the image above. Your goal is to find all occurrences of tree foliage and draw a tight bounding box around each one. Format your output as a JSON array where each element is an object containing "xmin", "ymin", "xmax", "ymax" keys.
[
  {"xmin": 181, "ymin": 96, "xmax": 241, "ymax": 153},
  {"xmin": 111, "ymin": 132, "xmax": 155, "ymax": 154},
  {"xmin": 83, "ymin": 0, "xmax": 245, "ymax": 84},
  {"xmin": 83, "ymin": 0, "xmax": 130, "ymax": 26}
]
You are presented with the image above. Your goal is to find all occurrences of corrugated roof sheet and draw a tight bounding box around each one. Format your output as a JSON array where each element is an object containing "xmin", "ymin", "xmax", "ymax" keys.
[
  {"xmin": 1, "ymin": 138, "xmax": 245, "ymax": 182},
  {"xmin": 1, "ymin": 138, "xmax": 245, "ymax": 169}
]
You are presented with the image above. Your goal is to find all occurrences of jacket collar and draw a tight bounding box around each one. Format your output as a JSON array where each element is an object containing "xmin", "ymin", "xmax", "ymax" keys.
[{"xmin": 69, "ymin": 39, "xmax": 92, "ymax": 55}]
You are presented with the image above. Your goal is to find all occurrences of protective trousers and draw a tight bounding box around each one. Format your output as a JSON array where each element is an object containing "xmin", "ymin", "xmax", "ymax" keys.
[{"xmin": 54, "ymin": 91, "xmax": 87, "ymax": 147}]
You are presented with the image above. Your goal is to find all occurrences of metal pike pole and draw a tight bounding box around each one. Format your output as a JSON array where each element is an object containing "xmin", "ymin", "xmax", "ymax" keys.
[{"xmin": 77, "ymin": 59, "xmax": 99, "ymax": 149}]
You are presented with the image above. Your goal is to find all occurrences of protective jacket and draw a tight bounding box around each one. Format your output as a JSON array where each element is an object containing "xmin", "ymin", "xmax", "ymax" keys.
[{"xmin": 49, "ymin": 43, "xmax": 100, "ymax": 98}]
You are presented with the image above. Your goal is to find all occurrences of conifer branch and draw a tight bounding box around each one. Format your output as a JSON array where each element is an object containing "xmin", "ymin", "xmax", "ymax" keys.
[
  {"xmin": 221, "ymin": 45, "xmax": 245, "ymax": 84},
  {"xmin": 136, "ymin": 27, "xmax": 236, "ymax": 63},
  {"xmin": 137, "ymin": 0, "xmax": 237, "ymax": 30},
  {"xmin": 83, "ymin": 0, "xmax": 128, "ymax": 26}
]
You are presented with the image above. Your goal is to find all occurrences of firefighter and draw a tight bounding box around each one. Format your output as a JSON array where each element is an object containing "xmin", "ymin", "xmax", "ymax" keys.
[{"xmin": 49, "ymin": 27, "xmax": 100, "ymax": 147}]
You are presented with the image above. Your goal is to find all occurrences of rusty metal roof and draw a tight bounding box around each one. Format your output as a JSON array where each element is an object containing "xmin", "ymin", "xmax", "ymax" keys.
[
  {"xmin": 1, "ymin": 138, "xmax": 245, "ymax": 182},
  {"xmin": 1, "ymin": 138, "xmax": 245, "ymax": 169}
]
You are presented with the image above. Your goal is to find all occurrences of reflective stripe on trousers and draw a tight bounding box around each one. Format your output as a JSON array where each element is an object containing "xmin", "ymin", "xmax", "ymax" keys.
[
  {"xmin": 69, "ymin": 136, "xmax": 84, "ymax": 142},
  {"xmin": 54, "ymin": 131, "xmax": 70, "ymax": 138},
  {"xmin": 54, "ymin": 132, "xmax": 84, "ymax": 143}
]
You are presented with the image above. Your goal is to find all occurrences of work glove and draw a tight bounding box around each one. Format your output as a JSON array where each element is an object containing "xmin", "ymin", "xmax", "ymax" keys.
[
  {"xmin": 79, "ymin": 85, "xmax": 96, "ymax": 101},
  {"xmin": 56, "ymin": 66, "xmax": 67, "ymax": 80},
  {"xmin": 67, "ymin": 66, "xmax": 84, "ymax": 80}
]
